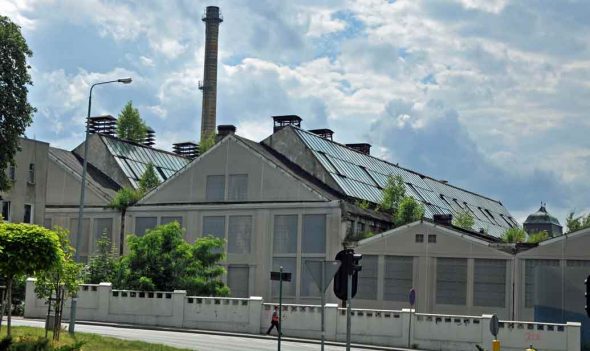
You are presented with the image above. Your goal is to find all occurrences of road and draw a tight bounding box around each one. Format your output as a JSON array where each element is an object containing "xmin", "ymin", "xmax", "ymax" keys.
[{"xmin": 12, "ymin": 319, "xmax": 408, "ymax": 351}]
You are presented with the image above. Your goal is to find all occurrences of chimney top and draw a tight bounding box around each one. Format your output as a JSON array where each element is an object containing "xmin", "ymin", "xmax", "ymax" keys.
[
  {"xmin": 433, "ymin": 214, "xmax": 453, "ymax": 226},
  {"xmin": 203, "ymin": 6, "xmax": 223, "ymax": 22},
  {"xmin": 217, "ymin": 124, "xmax": 236, "ymax": 138},
  {"xmin": 87, "ymin": 115, "xmax": 117, "ymax": 137},
  {"xmin": 143, "ymin": 127, "xmax": 156, "ymax": 147},
  {"xmin": 346, "ymin": 143, "xmax": 371, "ymax": 155},
  {"xmin": 272, "ymin": 115, "xmax": 302, "ymax": 133},
  {"xmin": 173, "ymin": 142, "xmax": 199, "ymax": 159},
  {"xmin": 309, "ymin": 128, "xmax": 334, "ymax": 141}
]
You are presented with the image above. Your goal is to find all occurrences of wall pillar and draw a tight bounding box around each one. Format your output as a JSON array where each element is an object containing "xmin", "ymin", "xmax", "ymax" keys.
[
  {"xmin": 248, "ymin": 296, "xmax": 263, "ymax": 334},
  {"xmin": 566, "ymin": 322, "xmax": 581, "ymax": 351},
  {"xmin": 172, "ymin": 290, "xmax": 187, "ymax": 328},
  {"xmin": 480, "ymin": 314, "xmax": 493, "ymax": 349},
  {"xmin": 96, "ymin": 282, "xmax": 112, "ymax": 321},
  {"xmin": 324, "ymin": 303, "xmax": 338, "ymax": 341},
  {"xmin": 401, "ymin": 308, "xmax": 415, "ymax": 348},
  {"xmin": 24, "ymin": 278, "xmax": 41, "ymax": 318}
]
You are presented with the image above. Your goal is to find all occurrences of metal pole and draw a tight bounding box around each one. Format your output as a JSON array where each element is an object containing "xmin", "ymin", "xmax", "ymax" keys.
[
  {"xmin": 278, "ymin": 266, "xmax": 283, "ymax": 351},
  {"xmin": 321, "ymin": 261, "xmax": 325, "ymax": 351},
  {"xmin": 346, "ymin": 272, "xmax": 352, "ymax": 351}
]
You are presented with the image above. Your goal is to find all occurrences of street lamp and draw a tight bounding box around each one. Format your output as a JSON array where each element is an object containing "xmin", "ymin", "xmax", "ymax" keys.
[{"xmin": 69, "ymin": 78, "xmax": 132, "ymax": 334}]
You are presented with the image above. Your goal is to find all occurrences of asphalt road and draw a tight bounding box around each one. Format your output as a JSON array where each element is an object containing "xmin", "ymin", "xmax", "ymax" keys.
[{"xmin": 12, "ymin": 319, "xmax": 407, "ymax": 351}]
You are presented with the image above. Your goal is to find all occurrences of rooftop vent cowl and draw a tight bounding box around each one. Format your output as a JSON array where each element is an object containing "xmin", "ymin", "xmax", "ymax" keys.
[{"xmin": 346, "ymin": 143, "xmax": 371, "ymax": 155}]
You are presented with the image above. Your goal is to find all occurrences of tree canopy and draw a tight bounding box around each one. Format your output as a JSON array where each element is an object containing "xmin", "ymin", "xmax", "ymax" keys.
[
  {"xmin": 452, "ymin": 209, "xmax": 475, "ymax": 231},
  {"xmin": 565, "ymin": 211, "xmax": 590, "ymax": 233},
  {"xmin": 380, "ymin": 175, "xmax": 406, "ymax": 211},
  {"xmin": 138, "ymin": 163, "xmax": 160, "ymax": 193},
  {"xmin": 394, "ymin": 196, "xmax": 425, "ymax": 226},
  {"xmin": 0, "ymin": 16, "xmax": 36, "ymax": 192},
  {"xmin": 501, "ymin": 227, "xmax": 526, "ymax": 243},
  {"xmin": 86, "ymin": 234, "xmax": 117, "ymax": 284},
  {"xmin": 116, "ymin": 101, "xmax": 147, "ymax": 143}
]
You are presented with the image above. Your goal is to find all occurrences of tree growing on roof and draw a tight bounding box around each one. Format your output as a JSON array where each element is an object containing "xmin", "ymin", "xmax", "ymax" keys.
[
  {"xmin": 0, "ymin": 16, "xmax": 36, "ymax": 192},
  {"xmin": 380, "ymin": 175, "xmax": 406, "ymax": 211},
  {"xmin": 527, "ymin": 230, "xmax": 549, "ymax": 243},
  {"xmin": 500, "ymin": 227, "xmax": 526, "ymax": 243},
  {"xmin": 199, "ymin": 131, "xmax": 217, "ymax": 154},
  {"xmin": 116, "ymin": 101, "xmax": 147, "ymax": 143},
  {"xmin": 139, "ymin": 162, "xmax": 160, "ymax": 193},
  {"xmin": 394, "ymin": 196, "xmax": 425, "ymax": 226},
  {"xmin": 452, "ymin": 209, "xmax": 475, "ymax": 231},
  {"xmin": 565, "ymin": 211, "xmax": 590, "ymax": 233}
]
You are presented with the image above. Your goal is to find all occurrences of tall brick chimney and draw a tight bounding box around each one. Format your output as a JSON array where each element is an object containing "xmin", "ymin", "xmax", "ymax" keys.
[{"xmin": 199, "ymin": 6, "xmax": 223, "ymax": 143}]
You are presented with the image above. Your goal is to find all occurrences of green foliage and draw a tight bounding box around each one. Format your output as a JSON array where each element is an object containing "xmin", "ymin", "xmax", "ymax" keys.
[
  {"xmin": 380, "ymin": 175, "xmax": 405, "ymax": 211},
  {"xmin": 527, "ymin": 231, "xmax": 549, "ymax": 243},
  {"xmin": 138, "ymin": 163, "xmax": 160, "ymax": 193},
  {"xmin": 199, "ymin": 131, "xmax": 216, "ymax": 154},
  {"xmin": 115, "ymin": 101, "xmax": 147, "ymax": 143},
  {"xmin": 108, "ymin": 187, "xmax": 143, "ymax": 211},
  {"xmin": 85, "ymin": 234, "xmax": 117, "ymax": 284},
  {"xmin": 0, "ymin": 16, "xmax": 36, "ymax": 192},
  {"xmin": 452, "ymin": 209, "xmax": 475, "ymax": 231},
  {"xmin": 394, "ymin": 196, "xmax": 425, "ymax": 226},
  {"xmin": 501, "ymin": 227, "xmax": 527, "ymax": 243},
  {"xmin": 355, "ymin": 200, "xmax": 371, "ymax": 210},
  {"xmin": 565, "ymin": 211, "xmax": 590, "ymax": 233},
  {"xmin": 115, "ymin": 222, "xmax": 229, "ymax": 296}
]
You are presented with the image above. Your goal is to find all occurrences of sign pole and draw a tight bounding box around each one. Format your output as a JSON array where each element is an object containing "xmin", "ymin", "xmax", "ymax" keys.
[
  {"xmin": 346, "ymin": 272, "xmax": 352, "ymax": 351},
  {"xmin": 408, "ymin": 288, "xmax": 416, "ymax": 348},
  {"xmin": 321, "ymin": 261, "xmax": 326, "ymax": 351},
  {"xmin": 278, "ymin": 266, "xmax": 283, "ymax": 351}
]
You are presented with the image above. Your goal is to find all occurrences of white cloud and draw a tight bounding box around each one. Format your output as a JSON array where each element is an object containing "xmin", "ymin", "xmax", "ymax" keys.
[
  {"xmin": 455, "ymin": 0, "xmax": 508, "ymax": 14},
  {"xmin": 305, "ymin": 9, "xmax": 347, "ymax": 37}
]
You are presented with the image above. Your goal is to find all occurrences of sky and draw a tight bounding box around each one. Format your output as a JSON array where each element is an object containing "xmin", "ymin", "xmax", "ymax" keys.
[{"xmin": 3, "ymin": 0, "xmax": 590, "ymax": 224}]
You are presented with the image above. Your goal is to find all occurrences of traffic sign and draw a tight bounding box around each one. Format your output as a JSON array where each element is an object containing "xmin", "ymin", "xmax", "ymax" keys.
[
  {"xmin": 304, "ymin": 260, "xmax": 340, "ymax": 293},
  {"xmin": 490, "ymin": 314, "xmax": 499, "ymax": 338},
  {"xmin": 409, "ymin": 288, "xmax": 416, "ymax": 306},
  {"xmin": 270, "ymin": 271, "xmax": 292, "ymax": 282}
]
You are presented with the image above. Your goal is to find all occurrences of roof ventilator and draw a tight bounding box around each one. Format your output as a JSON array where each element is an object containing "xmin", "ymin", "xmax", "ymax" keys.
[
  {"xmin": 346, "ymin": 143, "xmax": 371, "ymax": 155},
  {"xmin": 309, "ymin": 129, "xmax": 334, "ymax": 141},
  {"xmin": 272, "ymin": 115, "xmax": 302, "ymax": 133}
]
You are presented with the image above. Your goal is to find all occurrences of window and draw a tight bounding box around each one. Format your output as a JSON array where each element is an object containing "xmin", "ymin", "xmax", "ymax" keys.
[
  {"xmin": 273, "ymin": 215, "xmax": 297, "ymax": 254},
  {"xmin": 415, "ymin": 234, "xmax": 424, "ymax": 243},
  {"xmin": 135, "ymin": 217, "xmax": 157, "ymax": 236},
  {"xmin": 272, "ymin": 257, "xmax": 297, "ymax": 297},
  {"xmin": 206, "ymin": 175, "xmax": 225, "ymax": 201},
  {"xmin": 228, "ymin": 174, "xmax": 248, "ymax": 201},
  {"xmin": 436, "ymin": 258, "xmax": 467, "ymax": 305},
  {"xmin": 356, "ymin": 255, "xmax": 378, "ymax": 300},
  {"xmin": 525, "ymin": 259, "xmax": 559, "ymax": 307},
  {"xmin": 203, "ymin": 216, "xmax": 225, "ymax": 240},
  {"xmin": 1, "ymin": 201, "xmax": 10, "ymax": 221},
  {"xmin": 428, "ymin": 234, "xmax": 437, "ymax": 243},
  {"xmin": 302, "ymin": 215, "xmax": 326, "ymax": 254},
  {"xmin": 567, "ymin": 260, "xmax": 590, "ymax": 267},
  {"xmin": 474, "ymin": 259, "xmax": 506, "ymax": 307},
  {"xmin": 70, "ymin": 218, "xmax": 90, "ymax": 257},
  {"xmin": 28, "ymin": 163, "xmax": 35, "ymax": 184},
  {"xmin": 43, "ymin": 218, "xmax": 52, "ymax": 229},
  {"xmin": 8, "ymin": 164, "xmax": 15, "ymax": 181},
  {"xmin": 23, "ymin": 204, "xmax": 32, "ymax": 223},
  {"xmin": 227, "ymin": 265, "xmax": 249, "ymax": 298},
  {"xmin": 228, "ymin": 216, "xmax": 252, "ymax": 254},
  {"xmin": 161, "ymin": 216, "xmax": 183, "ymax": 226},
  {"xmin": 384, "ymin": 256, "xmax": 413, "ymax": 301},
  {"xmin": 94, "ymin": 218, "xmax": 113, "ymax": 252}
]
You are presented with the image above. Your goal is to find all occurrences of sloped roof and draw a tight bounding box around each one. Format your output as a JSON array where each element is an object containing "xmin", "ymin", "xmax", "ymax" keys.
[
  {"xmin": 99, "ymin": 135, "xmax": 190, "ymax": 188},
  {"xmin": 524, "ymin": 205, "xmax": 561, "ymax": 226},
  {"xmin": 288, "ymin": 127, "xmax": 517, "ymax": 237}
]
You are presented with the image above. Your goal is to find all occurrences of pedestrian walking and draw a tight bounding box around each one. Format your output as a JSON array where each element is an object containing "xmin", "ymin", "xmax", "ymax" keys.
[{"xmin": 266, "ymin": 305, "xmax": 281, "ymax": 336}]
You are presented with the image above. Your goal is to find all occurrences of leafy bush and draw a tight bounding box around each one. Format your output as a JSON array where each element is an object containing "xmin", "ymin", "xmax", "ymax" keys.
[{"xmin": 0, "ymin": 336, "xmax": 84, "ymax": 351}]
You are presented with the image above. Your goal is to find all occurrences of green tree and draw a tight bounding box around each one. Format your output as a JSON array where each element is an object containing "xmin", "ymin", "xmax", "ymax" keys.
[
  {"xmin": 139, "ymin": 163, "xmax": 160, "ymax": 193},
  {"xmin": 116, "ymin": 101, "xmax": 147, "ymax": 143},
  {"xmin": 86, "ymin": 234, "xmax": 117, "ymax": 284},
  {"xmin": 565, "ymin": 211, "xmax": 590, "ymax": 233},
  {"xmin": 199, "ymin": 131, "xmax": 217, "ymax": 154},
  {"xmin": 116, "ymin": 222, "xmax": 229, "ymax": 296},
  {"xmin": 380, "ymin": 175, "xmax": 406, "ymax": 211},
  {"xmin": 0, "ymin": 222, "xmax": 63, "ymax": 335},
  {"xmin": 501, "ymin": 227, "xmax": 527, "ymax": 243},
  {"xmin": 394, "ymin": 196, "xmax": 425, "ymax": 226},
  {"xmin": 452, "ymin": 209, "xmax": 475, "ymax": 231},
  {"xmin": 108, "ymin": 187, "xmax": 143, "ymax": 255},
  {"xmin": 527, "ymin": 230, "xmax": 549, "ymax": 244},
  {"xmin": 34, "ymin": 226, "xmax": 82, "ymax": 340},
  {"xmin": 0, "ymin": 16, "xmax": 36, "ymax": 192}
]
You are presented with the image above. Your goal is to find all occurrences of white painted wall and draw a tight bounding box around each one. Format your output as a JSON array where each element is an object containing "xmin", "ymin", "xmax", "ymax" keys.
[{"xmin": 25, "ymin": 279, "xmax": 580, "ymax": 351}]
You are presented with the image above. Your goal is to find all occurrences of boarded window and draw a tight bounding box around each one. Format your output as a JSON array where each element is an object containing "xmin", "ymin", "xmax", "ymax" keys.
[
  {"xmin": 474, "ymin": 259, "xmax": 506, "ymax": 307},
  {"xmin": 302, "ymin": 214, "xmax": 326, "ymax": 254},
  {"xmin": 161, "ymin": 216, "xmax": 183, "ymax": 227},
  {"xmin": 206, "ymin": 175, "xmax": 225, "ymax": 201},
  {"xmin": 70, "ymin": 218, "xmax": 90, "ymax": 257},
  {"xmin": 300, "ymin": 260, "xmax": 321, "ymax": 297},
  {"xmin": 228, "ymin": 174, "xmax": 248, "ymax": 201},
  {"xmin": 356, "ymin": 255, "xmax": 378, "ymax": 300},
  {"xmin": 272, "ymin": 257, "xmax": 297, "ymax": 297},
  {"xmin": 273, "ymin": 215, "xmax": 297, "ymax": 254},
  {"xmin": 436, "ymin": 258, "xmax": 467, "ymax": 305},
  {"xmin": 228, "ymin": 216, "xmax": 252, "ymax": 254},
  {"xmin": 525, "ymin": 259, "xmax": 559, "ymax": 307},
  {"xmin": 228, "ymin": 265, "xmax": 249, "ymax": 298},
  {"xmin": 384, "ymin": 256, "xmax": 413, "ymax": 301},
  {"xmin": 203, "ymin": 216, "xmax": 225, "ymax": 240},
  {"xmin": 135, "ymin": 217, "xmax": 157, "ymax": 236},
  {"xmin": 94, "ymin": 218, "xmax": 113, "ymax": 250},
  {"xmin": 8, "ymin": 164, "xmax": 16, "ymax": 181}
]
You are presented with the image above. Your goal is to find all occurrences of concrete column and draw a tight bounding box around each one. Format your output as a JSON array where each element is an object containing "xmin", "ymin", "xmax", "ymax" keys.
[
  {"xmin": 401, "ymin": 308, "xmax": 415, "ymax": 348},
  {"xmin": 96, "ymin": 282, "xmax": 112, "ymax": 321},
  {"xmin": 172, "ymin": 290, "xmax": 187, "ymax": 328},
  {"xmin": 248, "ymin": 296, "xmax": 263, "ymax": 334},
  {"xmin": 566, "ymin": 322, "xmax": 581, "ymax": 351},
  {"xmin": 480, "ymin": 314, "xmax": 493, "ymax": 348},
  {"xmin": 24, "ymin": 277, "xmax": 41, "ymax": 318},
  {"xmin": 324, "ymin": 303, "xmax": 338, "ymax": 341}
]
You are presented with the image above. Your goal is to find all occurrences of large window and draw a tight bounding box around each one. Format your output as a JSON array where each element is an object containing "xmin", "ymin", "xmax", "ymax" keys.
[
  {"xmin": 302, "ymin": 215, "xmax": 326, "ymax": 254},
  {"xmin": 273, "ymin": 215, "xmax": 297, "ymax": 254},
  {"xmin": 161, "ymin": 216, "xmax": 183, "ymax": 226},
  {"xmin": 206, "ymin": 175, "xmax": 225, "ymax": 201},
  {"xmin": 227, "ymin": 265, "xmax": 249, "ymax": 298},
  {"xmin": 525, "ymin": 259, "xmax": 559, "ymax": 307},
  {"xmin": 94, "ymin": 218, "xmax": 113, "ymax": 250},
  {"xmin": 228, "ymin": 174, "xmax": 248, "ymax": 201},
  {"xmin": 272, "ymin": 257, "xmax": 297, "ymax": 297},
  {"xmin": 384, "ymin": 256, "xmax": 413, "ymax": 301},
  {"xmin": 356, "ymin": 255, "xmax": 378, "ymax": 300},
  {"xmin": 70, "ymin": 218, "xmax": 90, "ymax": 257},
  {"xmin": 23, "ymin": 204, "xmax": 32, "ymax": 223},
  {"xmin": 1, "ymin": 201, "xmax": 10, "ymax": 221},
  {"xmin": 135, "ymin": 217, "xmax": 157, "ymax": 236},
  {"xmin": 228, "ymin": 216, "xmax": 252, "ymax": 254},
  {"xmin": 474, "ymin": 259, "xmax": 506, "ymax": 307},
  {"xmin": 203, "ymin": 216, "xmax": 225, "ymax": 240},
  {"xmin": 436, "ymin": 258, "xmax": 467, "ymax": 305}
]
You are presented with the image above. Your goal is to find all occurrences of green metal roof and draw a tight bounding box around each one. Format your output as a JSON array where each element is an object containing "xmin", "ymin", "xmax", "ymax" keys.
[
  {"xmin": 101, "ymin": 135, "xmax": 190, "ymax": 188},
  {"xmin": 293, "ymin": 127, "xmax": 517, "ymax": 237},
  {"xmin": 524, "ymin": 205, "xmax": 561, "ymax": 226}
]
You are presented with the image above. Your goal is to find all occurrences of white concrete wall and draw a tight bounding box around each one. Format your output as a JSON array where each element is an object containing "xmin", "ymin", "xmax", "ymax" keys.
[{"xmin": 25, "ymin": 279, "xmax": 580, "ymax": 351}]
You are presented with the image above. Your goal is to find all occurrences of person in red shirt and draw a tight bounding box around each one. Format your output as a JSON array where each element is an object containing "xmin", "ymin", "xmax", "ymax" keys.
[{"xmin": 266, "ymin": 305, "xmax": 281, "ymax": 335}]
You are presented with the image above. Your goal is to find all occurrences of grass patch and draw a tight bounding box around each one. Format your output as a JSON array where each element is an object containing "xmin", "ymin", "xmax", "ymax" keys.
[{"xmin": 1, "ymin": 326, "xmax": 192, "ymax": 351}]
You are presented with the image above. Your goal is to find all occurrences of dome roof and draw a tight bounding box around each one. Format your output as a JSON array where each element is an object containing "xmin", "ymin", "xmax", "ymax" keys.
[{"xmin": 524, "ymin": 204, "xmax": 560, "ymax": 226}]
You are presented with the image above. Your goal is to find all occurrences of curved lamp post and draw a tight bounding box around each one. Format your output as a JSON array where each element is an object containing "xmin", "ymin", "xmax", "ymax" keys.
[{"xmin": 69, "ymin": 78, "xmax": 132, "ymax": 334}]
